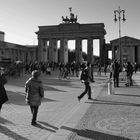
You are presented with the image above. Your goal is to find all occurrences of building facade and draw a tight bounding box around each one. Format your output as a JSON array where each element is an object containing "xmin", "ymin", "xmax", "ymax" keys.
[
  {"xmin": 0, "ymin": 31, "xmax": 37, "ymax": 63},
  {"xmin": 110, "ymin": 36, "xmax": 140, "ymax": 65}
]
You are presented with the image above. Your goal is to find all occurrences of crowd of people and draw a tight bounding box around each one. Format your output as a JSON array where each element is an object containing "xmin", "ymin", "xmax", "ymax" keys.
[{"xmin": 109, "ymin": 60, "xmax": 138, "ymax": 87}]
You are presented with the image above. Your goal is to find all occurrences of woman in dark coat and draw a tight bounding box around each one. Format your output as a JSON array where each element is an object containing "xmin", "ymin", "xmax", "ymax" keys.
[
  {"xmin": 0, "ymin": 68, "xmax": 8, "ymax": 111},
  {"xmin": 25, "ymin": 70, "xmax": 44, "ymax": 125}
]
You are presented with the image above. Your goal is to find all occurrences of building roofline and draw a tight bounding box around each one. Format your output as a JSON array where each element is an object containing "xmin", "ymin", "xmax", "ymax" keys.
[
  {"xmin": 0, "ymin": 31, "xmax": 5, "ymax": 34},
  {"xmin": 110, "ymin": 36, "xmax": 140, "ymax": 42}
]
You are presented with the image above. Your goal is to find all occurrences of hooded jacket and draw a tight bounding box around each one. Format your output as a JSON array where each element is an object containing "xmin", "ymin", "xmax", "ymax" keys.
[{"xmin": 25, "ymin": 77, "xmax": 44, "ymax": 106}]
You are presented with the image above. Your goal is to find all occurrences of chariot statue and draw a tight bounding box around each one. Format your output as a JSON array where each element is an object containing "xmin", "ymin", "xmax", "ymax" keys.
[{"xmin": 62, "ymin": 7, "xmax": 78, "ymax": 24}]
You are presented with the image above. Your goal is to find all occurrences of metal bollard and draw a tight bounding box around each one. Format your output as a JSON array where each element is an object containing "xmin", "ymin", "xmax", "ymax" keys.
[{"xmin": 108, "ymin": 78, "xmax": 115, "ymax": 95}]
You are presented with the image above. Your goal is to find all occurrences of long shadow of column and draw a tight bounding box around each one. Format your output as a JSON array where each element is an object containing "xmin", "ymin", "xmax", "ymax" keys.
[
  {"xmin": 61, "ymin": 126, "xmax": 132, "ymax": 140},
  {"xmin": 0, "ymin": 124, "xmax": 30, "ymax": 140}
]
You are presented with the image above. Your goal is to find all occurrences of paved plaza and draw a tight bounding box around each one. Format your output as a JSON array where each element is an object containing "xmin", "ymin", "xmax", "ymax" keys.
[{"xmin": 0, "ymin": 70, "xmax": 140, "ymax": 140}]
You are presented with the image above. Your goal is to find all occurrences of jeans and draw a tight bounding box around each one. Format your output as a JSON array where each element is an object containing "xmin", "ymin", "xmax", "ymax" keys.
[
  {"xmin": 30, "ymin": 106, "xmax": 39, "ymax": 123},
  {"xmin": 79, "ymin": 82, "xmax": 91, "ymax": 99}
]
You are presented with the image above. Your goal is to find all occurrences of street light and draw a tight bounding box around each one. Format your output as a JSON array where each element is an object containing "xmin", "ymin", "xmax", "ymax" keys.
[{"xmin": 114, "ymin": 6, "xmax": 126, "ymax": 65}]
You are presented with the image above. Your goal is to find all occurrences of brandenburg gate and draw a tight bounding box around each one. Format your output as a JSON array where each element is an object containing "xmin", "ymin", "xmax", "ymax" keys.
[{"xmin": 36, "ymin": 9, "xmax": 106, "ymax": 65}]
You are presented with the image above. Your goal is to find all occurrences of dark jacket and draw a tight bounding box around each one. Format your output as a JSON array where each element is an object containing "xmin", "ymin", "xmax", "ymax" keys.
[
  {"xmin": 0, "ymin": 74, "xmax": 8, "ymax": 105},
  {"xmin": 112, "ymin": 61, "xmax": 120, "ymax": 77},
  {"xmin": 25, "ymin": 77, "xmax": 44, "ymax": 106},
  {"xmin": 80, "ymin": 67, "xmax": 90, "ymax": 82},
  {"xmin": 126, "ymin": 62, "xmax": 133, "ymax": 76}
]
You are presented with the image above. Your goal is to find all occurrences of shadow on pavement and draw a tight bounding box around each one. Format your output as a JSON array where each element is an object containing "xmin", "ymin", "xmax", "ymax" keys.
[
  {"xmin": 6, "ymin": 91, "xmax": 57, "ymax": 105},
  {"xmin": 42, "ymin": 97, "xmax": 58, "ymax": 102},
  {"xmin": 38, "ymin": 121, "xmax": 58, "ymax": 130},
  {"xmin": 43, "ymin": 85, "xmax": 67, "ymax": 92},
  {"xmin": 85, "ymin": 99, "xmax": 140, "ymax": 107},
  {"xmin": 43, "ymin": 78, "xmax": 72, "ymax": 86},
  {"xmin": 33, "ymin": 123, "xmax": 56, "ymax": 132},
  {"xmin": 0, "ymin": 124, "xmax": 30, "ymax": 140},
  {"xmin": 61, "ymin": 126, "xmax": 132, "ymax": 140},
  {"xmin": 115, "ymin": 93, "xmax": 140, "ymax": 97},
  {"xmin": 6, "ymin": 91, "xmax": 27, "ymax": 106},
  {"xmin": 0, "ymin": 117, "xmax": 14, "ymax": 125}
]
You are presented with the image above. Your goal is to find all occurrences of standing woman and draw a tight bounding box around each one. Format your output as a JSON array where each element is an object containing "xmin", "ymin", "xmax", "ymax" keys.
[
  {"xmin": 25, "ymin": 70, "xmax": 44, "ymax": 125},
  {"xmin": 0, "ymin": 68, "xmax": 8, "ymax": 112}
]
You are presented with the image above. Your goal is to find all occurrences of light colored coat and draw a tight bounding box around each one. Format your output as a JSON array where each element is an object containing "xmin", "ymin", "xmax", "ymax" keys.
[{"xmin": 25, "ymin": 77, "xmax": 44, "ymax": 106}]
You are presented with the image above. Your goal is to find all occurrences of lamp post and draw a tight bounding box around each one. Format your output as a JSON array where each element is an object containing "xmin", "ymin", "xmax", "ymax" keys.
[{"xmin": 114, "ymin": 6, "xmax": 126, "ymax": 65}]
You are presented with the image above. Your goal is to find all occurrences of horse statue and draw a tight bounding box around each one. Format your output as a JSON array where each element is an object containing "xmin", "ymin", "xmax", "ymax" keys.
[
  {"xmin": 61, "ymin": 7, "xmax": 78, "ymax": 24},
  {"xmin": 69, "ymin": 13, "xmax": 78, "ymax": 23},
  {"xmin": 62, "ymin": 16, "xmax": 70, "ymax": 23}
]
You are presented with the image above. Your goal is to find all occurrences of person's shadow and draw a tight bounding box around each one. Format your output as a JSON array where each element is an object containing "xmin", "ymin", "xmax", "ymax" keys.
[
  {"xmin": 38, "ymin": 121, "xmax": 58, "ymax": 130},
  {"xmin": 33, "ymin": 121, "xmax": 58, "ymax": 133}
]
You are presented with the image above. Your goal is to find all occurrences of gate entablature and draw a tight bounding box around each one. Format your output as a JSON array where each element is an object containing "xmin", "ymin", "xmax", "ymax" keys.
[{"xmin": 36, "ymin": 23, "xmax": 106, "ymax": 39}]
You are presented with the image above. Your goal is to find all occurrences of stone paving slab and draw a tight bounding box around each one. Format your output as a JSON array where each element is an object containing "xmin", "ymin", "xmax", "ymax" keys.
[
  {"xmin": 48, "ymin": 82, "xmax": 108, "ymax": 140},
  {"xmin": 0, "ymin": 71, "xmax": 108, "ymax": 140},
  {"xmin": 64, "ymin": 73, "xmax": 140, "ymax": 140}
]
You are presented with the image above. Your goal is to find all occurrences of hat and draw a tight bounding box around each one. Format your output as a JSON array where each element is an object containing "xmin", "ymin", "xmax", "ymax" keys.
[{"xmin": 32, "ymin": 70, "xmax": 40, "ymax": 78}]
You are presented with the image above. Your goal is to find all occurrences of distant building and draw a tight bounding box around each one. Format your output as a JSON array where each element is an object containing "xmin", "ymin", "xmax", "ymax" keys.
[
  {"xmin": 0, "ymin": 31, "xmax": 5, "ymax": 41},
  {"xmin": 0, "ymin": 31, "xmax": 37, "ymax": 63},
  {"xmin": 110, "ymin": 36, "xmax": 140, "ymax": 65}
]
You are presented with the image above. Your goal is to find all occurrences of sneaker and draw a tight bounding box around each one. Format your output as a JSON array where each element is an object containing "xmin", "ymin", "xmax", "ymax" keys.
[
  {"xmin": 88, "ymin": 97, "xmax": 93, "ymax": 100},
  {"xmin": 31, "ymin": 121, "xmax": 37, "ymax": 125}
]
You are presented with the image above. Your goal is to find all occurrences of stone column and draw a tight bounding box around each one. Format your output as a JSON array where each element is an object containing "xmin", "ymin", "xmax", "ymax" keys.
[
  {"xmin": 99, "ymin": 38, "xmax": 104, "ymax": 65},
  {"xmin": 42, "ymin": 40, "xmax": 48, "ymax": 62},
  {"xmin": 53, "ymin": 39, "xmax": 58, "ymax": 63},
  {"xmin": 37, "ymin": 39, "xmax": 40, "ymax": 61},
  {"xmin": 104, "ymin": 48, "xmax": 108, "ymax": 64},
  {"xmin": 137, "ymin": 45, "xmax": 140, "ymax": 64},
  {"xmin": 17, "ymin": 50, "xmax": 20, "ymax": 60},
  {"xmin": 112, "ymin": 44, "xmax": 115, "ymax": 60},
  {"xmin": 130, "ymin": 46, "xmax": 135, "ymax": 63},
  {"xmin": 87, "ymin": 37, "xmax": 93, "ymax": 64},
  {"xmin": 48, "ymin": 39, "xmax": 53, "ymax": 62},
  {"xmin": 60, "ymin": 38, "xmax": 68, "ymax": 64},
  {"xmin": 43, "ymin": 40, "xmax": 48, "ymax": 62},
  {"xmin": 117, "ymin": 45, "xmax": 120, "ymax": 61},
  {"xmin": 37, "ymin": 39, "xmax": 44, "ymax": 62},
  {"xmin": 49, "ymin": 39, "xmax": 58, "ymax": 63},
  {"xmin": 9, "ymin": 48, "xmax": 12, "ymax": 60},
  {"xmin": 75, "ymin": 38, "xmax": 82, "ymax": 64}
]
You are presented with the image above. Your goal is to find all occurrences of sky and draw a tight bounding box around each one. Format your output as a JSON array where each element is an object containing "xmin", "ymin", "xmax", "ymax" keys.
[{"xmin": 0, "ymin": 0, "xmax": 140, "ymax": 56}]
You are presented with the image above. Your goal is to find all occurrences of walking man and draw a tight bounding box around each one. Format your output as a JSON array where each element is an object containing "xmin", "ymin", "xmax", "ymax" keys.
[{"xmin": 78, "ymin": 63, "xmax": 92, "ymax": 101}]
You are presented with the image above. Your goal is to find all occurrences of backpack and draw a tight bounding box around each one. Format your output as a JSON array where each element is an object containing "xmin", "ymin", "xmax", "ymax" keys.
[{"xmin": 80, "ymin": 68, "xmax": 88, "ymax": 81}]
